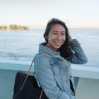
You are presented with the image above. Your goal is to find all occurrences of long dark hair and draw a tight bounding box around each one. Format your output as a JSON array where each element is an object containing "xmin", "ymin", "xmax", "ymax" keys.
[{"xmin": 44, "ymin": 18, "xmax": 72, "ymax": 59}]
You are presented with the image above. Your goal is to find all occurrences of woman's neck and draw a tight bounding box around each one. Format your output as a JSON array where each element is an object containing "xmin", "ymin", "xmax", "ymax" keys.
[{"xmin": 46, "ymin": 43, "xmax": 59, "ymax": 52}]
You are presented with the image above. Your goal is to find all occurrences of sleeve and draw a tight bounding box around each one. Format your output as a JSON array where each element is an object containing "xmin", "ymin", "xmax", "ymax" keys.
[
  {"xmin": 66, "ymin": 39, "xmax": 88, "ymax": 64},
  {"xmin": 34, "ymin": 55, "xmax": 71, "ymax": 99},
  {"xmin": 67, "ymin": 39, "xmax": 88, "ymax": 95}
]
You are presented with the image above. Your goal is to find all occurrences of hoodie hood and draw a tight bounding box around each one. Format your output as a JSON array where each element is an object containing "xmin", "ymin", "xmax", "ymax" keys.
[{"xmin": 39, "ymin": 42, "xmax": 60, "ymax": 57}]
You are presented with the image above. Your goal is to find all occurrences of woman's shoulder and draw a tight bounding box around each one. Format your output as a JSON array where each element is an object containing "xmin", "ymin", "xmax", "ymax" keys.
[
  {"xmin": 34, "ymin": 53, "xmax": 52, "ymax": 72},
  {"xmin": 34, "ymin": 53, "xmax": 51, "ymax": 63}
]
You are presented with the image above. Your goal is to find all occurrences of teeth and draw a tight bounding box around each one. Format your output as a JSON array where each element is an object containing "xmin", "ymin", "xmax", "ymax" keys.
[
  {"xmin": 56, "ymin": 42, "xmax": 62, "ymax": 44},
  {"xmin": 56, "ymin": 43, "xmax": 62, "ymax": 45},
  {"xmin": 54, "ymin": 41, "xmax": 63, "ymax": 46}
]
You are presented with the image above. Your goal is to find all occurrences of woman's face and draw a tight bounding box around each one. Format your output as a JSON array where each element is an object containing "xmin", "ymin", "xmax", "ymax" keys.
[{"xmin": 47, "ymin": 24, "xmax": 66, "ymax": 51}]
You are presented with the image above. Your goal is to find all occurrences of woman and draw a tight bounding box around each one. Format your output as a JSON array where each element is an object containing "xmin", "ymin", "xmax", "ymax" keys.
[{"xmin": 34, "ymin": 18, "xmax": 88, "ymax": 99}]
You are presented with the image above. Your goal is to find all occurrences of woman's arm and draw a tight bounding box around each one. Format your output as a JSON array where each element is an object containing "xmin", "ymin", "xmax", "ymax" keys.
[
  {"xmin": 67, "ymin": 39, "xmax": 88, "ymax": 95},
  {"xmin": 67, "ymin": 39, "xmax": 88, "ymax": 64},
  {"xmin": 34, "ymin": 54, "xmax": 71, "ymax": 99}
]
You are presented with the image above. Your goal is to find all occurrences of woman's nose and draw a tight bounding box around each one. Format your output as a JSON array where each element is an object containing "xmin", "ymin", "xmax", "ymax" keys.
[{"xmin": 57, "ymin": 35, "xmax": 63, "ymax": 40}]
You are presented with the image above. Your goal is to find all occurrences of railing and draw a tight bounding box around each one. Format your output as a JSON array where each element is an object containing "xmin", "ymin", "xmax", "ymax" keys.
[{"xmin": 0, "ymin": 61, "xmax": 99, "ymax": 79}]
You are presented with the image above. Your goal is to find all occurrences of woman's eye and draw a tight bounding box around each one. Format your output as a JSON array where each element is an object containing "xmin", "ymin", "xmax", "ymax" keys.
[
  {"xmin": 52, "ymin": 31, "xmax": 65, "ymax": 36},
  {"xmin": 61, "ymin": 32, "xmax": 65, "ymax": 36},
  {"xmin": 53, "ymin": 32, "xmax": 58, "ymax": 35}
]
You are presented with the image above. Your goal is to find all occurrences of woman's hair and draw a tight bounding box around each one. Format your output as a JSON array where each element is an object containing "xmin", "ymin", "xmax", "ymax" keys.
[{"xmin": 44, "ymin": 18, "xmax": 73, "ymax": 59}]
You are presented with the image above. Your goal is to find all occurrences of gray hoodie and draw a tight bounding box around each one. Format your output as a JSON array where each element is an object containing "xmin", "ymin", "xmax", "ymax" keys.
[{"xmin": 34, "ymin": 39, "xmax": 88, "ymax": 99}]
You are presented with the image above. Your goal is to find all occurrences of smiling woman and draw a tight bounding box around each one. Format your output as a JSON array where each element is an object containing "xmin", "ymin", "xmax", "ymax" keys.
[
  {"xmin": 33, "ymin": 18, "xmax": 88, "ymax": 99},
  {"xmin": 0, "ymin": 1, "xmax": 99, "ymax": 99},
  {"xmin": 46, "ymin": 24, "xmax": 66, "ymax": 51}
]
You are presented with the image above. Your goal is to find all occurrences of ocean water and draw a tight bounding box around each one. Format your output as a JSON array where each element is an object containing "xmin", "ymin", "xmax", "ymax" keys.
[{"xmin": 0, "ymin": 28, "xmax": 99, "ymax": 68}]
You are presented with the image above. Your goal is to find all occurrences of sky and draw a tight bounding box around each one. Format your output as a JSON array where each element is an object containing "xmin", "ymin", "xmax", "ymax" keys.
[{"xmin": 0, "ymin": 0, "xmax": 99, "ymax": 28}]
